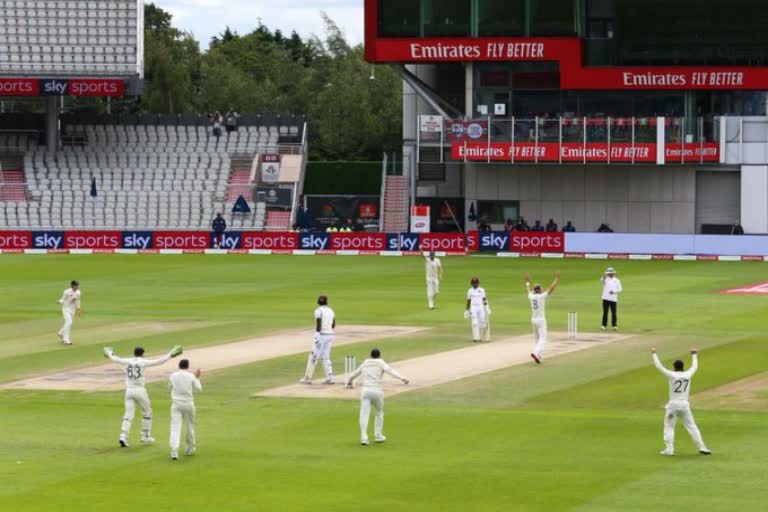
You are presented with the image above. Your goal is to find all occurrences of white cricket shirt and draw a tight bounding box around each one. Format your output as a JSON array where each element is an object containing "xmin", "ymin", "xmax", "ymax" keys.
[
  {"xmin": 653, "ymin": 354, "xmax": 698, "ymax": 402},
  {"xmin": 601, "ymin": 276, "xmax": 622, "ymax": 302},
  {"xmin": 59, "ymin": 288, "xmax": 81, "ymax": 312},
  {"xmin": 346, "ymin": 358, "xmax": 404, "ymax": 391},
  {"xmin": 425, "ymin": 257, "xmax": 442, "ymax": 280},
  {"xmin": 314, "ymin": 305, "xmax": 335, "ymax": 335},
  {"xmin": 169, "ymin": 370, "xmax": 202, "ymax": 403},
  {"xmin": 467, "ymin": 287, "xmax": 487, "ymax": 308},
  {"xmin": 107, "ymin": 353, "xmax": 173, "ymax": 389},
  {"xmin": 528, "ymin": 291, "xmax": 548, "ymax": 320}
]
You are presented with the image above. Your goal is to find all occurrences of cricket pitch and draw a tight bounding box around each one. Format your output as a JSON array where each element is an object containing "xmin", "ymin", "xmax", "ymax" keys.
[{"xmin": 255, "ymin": 331, "xmax": 631, "ymax": 400}]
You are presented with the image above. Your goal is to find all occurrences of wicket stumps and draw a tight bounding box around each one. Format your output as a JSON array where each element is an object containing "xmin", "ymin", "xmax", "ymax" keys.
[
  {"xmin": 567, "ymin": 312, "xmax": 578, "ymax": 340},
  {"xmin": 344, "ymin": 355, "xmax": 357, "ymax": 376}
]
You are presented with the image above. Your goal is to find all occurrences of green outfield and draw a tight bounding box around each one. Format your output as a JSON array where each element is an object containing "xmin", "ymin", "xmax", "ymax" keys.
[{"xmin": 0, "ymin": 254, "xmax": 767, "ymax": 511}]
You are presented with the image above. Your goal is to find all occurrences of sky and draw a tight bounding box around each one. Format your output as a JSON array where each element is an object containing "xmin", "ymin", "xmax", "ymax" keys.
[{"xmin": 155, "ymin": 0, "xmax": 364, "ymax": 49}]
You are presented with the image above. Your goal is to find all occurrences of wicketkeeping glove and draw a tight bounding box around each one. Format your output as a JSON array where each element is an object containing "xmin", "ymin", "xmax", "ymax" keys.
[
  {"xmin": 170, "ymin": 345, "xmax": 184, "ymax": 357},
  {"xmin": 102, "ymin": 347, "xmax": 114, "ymax": 358},
  {"xmin": 463, "ymin": 310, "xmax": 471, "ymax": 320}
]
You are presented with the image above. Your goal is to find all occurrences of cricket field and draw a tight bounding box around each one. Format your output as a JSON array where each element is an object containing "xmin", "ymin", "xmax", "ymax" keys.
[{"xmin": 0, "ymin": 254, "xmax": 767, "ymax": 511}]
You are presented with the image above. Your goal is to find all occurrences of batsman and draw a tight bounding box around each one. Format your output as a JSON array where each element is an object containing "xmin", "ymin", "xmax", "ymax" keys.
[{"xmin": 465, "ymin": 277, "xmax": 491, "ymax": 342}]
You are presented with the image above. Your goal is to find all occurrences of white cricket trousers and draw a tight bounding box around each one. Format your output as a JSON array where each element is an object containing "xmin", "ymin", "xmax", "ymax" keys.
[
  {"xmin": 531, "ymin": 318, "xmax": 548, "ymax": 358},
  {"xmin": 121, "ymin": 388, "xmax": 153, "ymax": 440},
  {"xmin": 426, "ymin": 278, "xmax": 440, "ymax": 308},
  {"xmin": 470, "ymin": 306, "xmax": 488, "ymax": 341},
  {"xmin": 59, "ymin": 308, "xmax": 74, "ymax": 342},
  {"xmin": 359, "ymin": 388, "xmax": 384, "ymax": 443},
  {"xmin": 663, "ymin": 400, "xmax": 707, "ymax": 452},
  {"xmin": 305, "ymin": 334, "xmax": 334, "ymax": 380},
  {"xmin": 170, "ymin": 401, "xmax": 196, "ymax": 453}
]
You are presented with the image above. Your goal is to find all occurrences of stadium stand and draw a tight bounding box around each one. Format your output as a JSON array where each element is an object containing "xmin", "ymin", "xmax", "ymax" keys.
[
  {"xmin": 0, "ymin": 0, "xmax": 141, "ymax": 76},
  {"xmin": 0, "ymin": 115, "xmax": 306, "ymax": 230}
]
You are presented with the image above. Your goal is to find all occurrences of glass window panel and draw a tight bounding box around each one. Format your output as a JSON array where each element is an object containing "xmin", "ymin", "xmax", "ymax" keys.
[
  {"xmin": 422, "ymin": 0, "xmax": 472, "ymax": 37},
  {"xmin": 477, "ymin": 0, "xmax": 525, "ymax": 36},
  {"xmin": 378, "ymin": 0, "xmax": 420, "ymax": 37},
  {"xmin": 530, "ymin": 0, "xmax": 576, "ymax": 36}
]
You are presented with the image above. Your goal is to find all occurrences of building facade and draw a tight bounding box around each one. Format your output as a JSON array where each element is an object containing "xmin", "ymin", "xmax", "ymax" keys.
[{"xmin": 365, "ymin": 0, "xmax": 768, "ymax": 234}]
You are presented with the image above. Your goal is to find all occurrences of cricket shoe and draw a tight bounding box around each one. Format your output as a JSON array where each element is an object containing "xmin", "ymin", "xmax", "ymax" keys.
[
  {"xmin": 600, "ymin": 326, "xmax": 606, "ymax": 331},
  {"xmin": 298, "ymin": 377, "xmax": 312, "ymax": 385},
  {"xmin": 63, "ymin": 341, "xmax": 72, "ymax": 345},
  {"xmin": 171, "ymin": 451, "xmax": 179, "ymax": 460},
  {"xmin": 699, "ymin": 448, "xmax": 712, "ymax": 455},
  {"xmin": 361, "ymin": 438, "xmax": 369, "ymax": 446},
  {"xmin": 185, "ymin": 447, "xmax": 196, "ymax": 456},
  {"xmin": 119, "ymin": 437, "xmax": 129, "ymax": 448},
  {"xmin": 141, "ymin": 436, "xmax": 156, "ymax": 444},
  {"xmin": 530, "ymin": 353, "xmax": 541, "ymax": 365},
  {"xmin": 323, "ymin": 378, "xmax": 335, "ymax": 385},
  {"xmin": 612, "ymin": 326, "xmax": 618, "ymax": 331},
  {"xmin": 375, "ymin": 436, "xmax": 387, "ymax": 443},
  {"xmin": 659, "ymin": 449, "xmax": 674, "ymax": 456}
]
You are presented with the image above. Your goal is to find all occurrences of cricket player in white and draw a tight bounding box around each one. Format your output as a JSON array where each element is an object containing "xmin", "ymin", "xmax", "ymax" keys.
[
  {"xmin": 345, "ymin": 348, "xmax": 408, "ymax": 445},
  {"xmin": 103, "ymin": 344, "xmax": 183, "ymax": 447},
  {"xmin": 57, "ymin": 280, "xmax": 81, "ymax": 344},
  {"xmin": 423, "ymin": 249, "xmax": 443, "ymax": 309},
  {"xmin": 300, "ymin": 294, "xmax": 336, "ymax": 385},
  {"xmin": 601, "ymin": 267, "xmax": 622, "ymax": 331},
  {"xmin": 465, "ymin": 277, "xmax": 490, "ymax": 342},
  {"xmin": 525, "ymin": 271, "xmax": 560, "ymax": 364},
  {"xmin": 651, "ymin": 347, "xmax": 711, "ymax": 456},
  {"xmin": 168, "ymin": 359, "xmax": 202, "ymax": 460}
]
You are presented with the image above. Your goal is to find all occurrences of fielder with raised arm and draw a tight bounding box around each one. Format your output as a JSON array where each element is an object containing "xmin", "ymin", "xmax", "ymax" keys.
[
  {"xmin": 168, "ymin": 359, "xmax": 202, "ymax": 461},
  {"xmin": 465, "ymin": 277, "xmax": 491, "ymax": 342},
  {"xmin": 57, "ymin": 280, "xmax": 81, "ymax": 345},
  {"xmin": 345, "ymin": 348, "xmax": 408, "ymax": 445},
  {"xmin": 103, "ymin": 344, "xmax": 183, "ymax": 447},
  {"xmin": 299, "ymin": 294, "xmax": 336, "ymax": 385},
  {"xmin": 525, "ymin": 271, "xmax": 560, "ymax": 364},
  {"xmin": 651, "ymin": 347, "xmax": 711, "ymax": 456},
  {"xmin": 423, "ymin": 249, "xmax": 443, "ymax": 309}
]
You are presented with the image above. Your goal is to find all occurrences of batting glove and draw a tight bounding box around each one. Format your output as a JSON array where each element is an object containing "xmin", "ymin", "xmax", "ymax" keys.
[
  {"xmin": 485, "ymin": 307, "xmax": 492, "ymax": 316},
  {"xmin": 463, "ymin": 310, "xmax": 471, "ymax": 320},
  {"xmin": 102, "ymin": 347, "xmax": 113, "ymax": 358},
  {"xmin": 170, "ymin": 345, "xmax": 184, "ymax": 357}
]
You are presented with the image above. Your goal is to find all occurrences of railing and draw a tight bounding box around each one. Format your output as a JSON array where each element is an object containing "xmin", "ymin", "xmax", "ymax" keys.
[{"xmin": 417, "ymin": 116, "xmax": 721, "ymax": 165}]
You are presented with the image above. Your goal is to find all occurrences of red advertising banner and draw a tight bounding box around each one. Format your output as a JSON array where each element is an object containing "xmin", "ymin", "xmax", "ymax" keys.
[
  {"xmin": 241, "ymin": 232, "xmax": 299, "ymax": 250},
  {"xmin": 64, "ymin": 231, "xmax": 122, "ymax": 249},
  {"xmin": 418, "ymin": 233, "xmax": 466, "ymax": 252},
  {"xmin": 371, "ymin": 37, "xmax": 572, "ymax": 63},
  {"xmin": 451, "ymin": 142, "xmax": 719, "ymax": 163},
  {"xmin": 510, "ymin": 231, "xmax": 565, "ymax": 253},
  {"xmin": 330, "ymin": 232, "xmax": 387, "ymax": 251},
  {"xmin": 466, "ymin": 230, "xmax": 479, "ymax": 252},
  {"xmin": 69, "ymin": 79, "xmax": 125, "ymax": 97},
  {"xmin": 0, "ymin": 78, "xmax": 39, "ymax": 96},
  {"xmin": 0, "ymin": 230, "xmax": 32, "ymax": 249},
  {"xmin": 153, "ymin": 231, "xmax": 209, "ymax": 250}
]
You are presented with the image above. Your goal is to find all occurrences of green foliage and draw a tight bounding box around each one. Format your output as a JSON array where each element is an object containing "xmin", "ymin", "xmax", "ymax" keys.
[{"xmin": 137, "ymin": 5, "xmax": 402, "ymax": 160}]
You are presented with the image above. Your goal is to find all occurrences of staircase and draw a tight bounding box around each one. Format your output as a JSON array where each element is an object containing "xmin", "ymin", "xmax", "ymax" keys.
[
  {"xmin": 0, "ymin": 166, "xmax": 28, "ymax": 202},
  {"xmin": 226, "ymin": 156, "xmax": 254, "ymax": 202},
  {"xmin": 381, "ymin": 175, "xmax": 409, "ymax": 232},
  {"xmin": 265, "ymin": 211, "xmax": 291, "ymax": 231}
]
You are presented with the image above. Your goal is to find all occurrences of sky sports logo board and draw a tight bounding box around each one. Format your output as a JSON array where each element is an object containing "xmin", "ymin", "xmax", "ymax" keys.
[{"xmin": 32, "ymin": 231, "xmax": 65, "ymax": 249}]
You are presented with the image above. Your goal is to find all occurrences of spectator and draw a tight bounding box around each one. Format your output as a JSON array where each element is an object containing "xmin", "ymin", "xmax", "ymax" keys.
[
  {"xmin": 731, "ymin": 223, "xmax": 744, "ymax": 235},
  {"xmin": 478, "ymin": 221, "xmax": 491, "ymax": 231},
  {"xmin": 211, "ymin": 111, "xmax": 223, "ymax": 139},
  {"xmin": 597, "ymin": 223, "xmax": 614, "ymax": 233},
  {"xmin": 296, "ymin": 202, "xmax": 314, "ymax": 231},
  {"xmin": 546, "ymin": 218, "xmax": 558, "ymax": 232},
  {"xmin": 504, "ymin": 218, "xmax": 515, "ymax": 231},
  {"xmin": 515, "ymin": 217, "xmax": 530, "ymax": 231},
  {"xmin": 225, "ymin": 110, "xmax": 239, "ymax": 133},
  {"xmin": 562, "ymin": 221, "xmax": 576, "ymax": 232},
  {"xmin": 531, "ymin": 220, "xmax": 544, "ymax": 232},
  {"xmin": 212, "ymin": 213, "xmax": 226, "ymax": 248}
]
